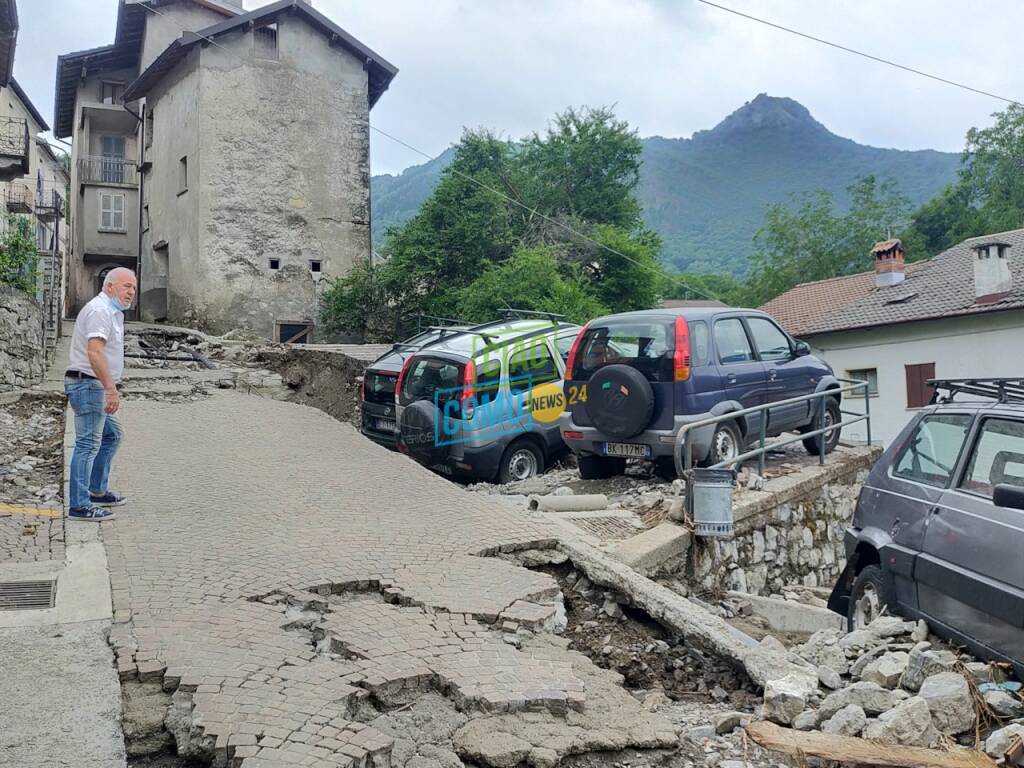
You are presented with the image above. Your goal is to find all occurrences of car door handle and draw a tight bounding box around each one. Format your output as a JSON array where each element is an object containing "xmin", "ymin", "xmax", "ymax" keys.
[
  {"xmin": 726, "ymin": 373, "xmax": 737, "ymax": 384},
  {"xmin": 767, "ymin": 370, "xmax": 777, "ymax": 381}
]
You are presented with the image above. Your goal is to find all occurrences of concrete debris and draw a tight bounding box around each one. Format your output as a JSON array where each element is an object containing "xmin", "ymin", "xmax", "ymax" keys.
[
  {"xmin": 0, "ymin": 395, "xmax": 64, "ymax": 508},
  {"xmin": 819, "ymin": 681, "xmax": 900, "ymax": 721},
  {"xmin": 821, "ymin": 703, "xmax": 867, "ymax": 737},
  {"xmin": 860, "ymin": 651, "xmax": 910, "ymax": 689},
  {"xmin": 863, "ymin": 696, "xmax": 941, "ymax": 748},
  {"xmin": 867, "ymin": 615, "xmax": 918, "ymax": 639},
  {"xmin": 713, "ymin": 711, "xmax": 749, "ymax": 735},
  {"xmin": 792, "ymin": 709, "xmax": 818, "ymax": 731},
  {"xmin": 817, "ymin": 665, "xmax": 844, "ymax": 690},
  {"xmin": 795, "ymin": 628, "xmax": 849, "ymax": 675},
  {"xmin": 763, "ymin": 674, "xmax": 812, "ymax": 725},
  {"xmin": 984, "ymin": 689, "xmax": 1024, "ymax": 720},
  {"xmin": 985, "ymin": 723, "xmax": 1024, "ymax": 760},
  {"xmin": 918, "ymin": 671, "xmax": 976, "ymax": 735}
]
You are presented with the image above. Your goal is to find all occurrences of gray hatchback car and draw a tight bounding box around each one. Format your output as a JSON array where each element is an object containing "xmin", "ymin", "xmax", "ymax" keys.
[{"xmin": 829, "ymin": 378, "xmax": 1024, "ymax": 675}]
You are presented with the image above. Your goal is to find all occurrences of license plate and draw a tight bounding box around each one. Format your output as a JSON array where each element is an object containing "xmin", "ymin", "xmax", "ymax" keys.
[
  {"xmin": 375, "ymin": 418, "xmax": 396, "ymax": 433},
  {"xmin": 603, "ymin": 442, "xmax": 650, "ymax": 458}
]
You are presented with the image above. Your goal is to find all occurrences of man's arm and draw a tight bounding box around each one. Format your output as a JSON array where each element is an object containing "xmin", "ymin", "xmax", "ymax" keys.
[{"xmin": 87, "ymin": 338, "xmax": 120, "ymax": 415}]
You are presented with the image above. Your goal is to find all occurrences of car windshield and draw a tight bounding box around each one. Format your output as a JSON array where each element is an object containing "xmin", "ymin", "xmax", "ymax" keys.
[
  {"xmin": 400, "ymin": 356, "xmax": 465, "ymax": 406},
  {"xmin": 572, "ymin": 322, "xmax": 673, "ymax": 382},
  {"xmin": 364, "ymin": 371, "xmax": 397, "ymax": 405}
]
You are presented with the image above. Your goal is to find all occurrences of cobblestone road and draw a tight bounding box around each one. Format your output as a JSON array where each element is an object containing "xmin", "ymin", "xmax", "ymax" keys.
[{"xmin": 104, "ymin": 391, "xmax": 674, "ymax": 767}]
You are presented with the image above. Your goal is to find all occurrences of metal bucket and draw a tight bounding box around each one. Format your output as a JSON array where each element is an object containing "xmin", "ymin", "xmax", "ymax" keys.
[{"xmin": 689, "ymin": 468, "xmax": 735, "ymax": 538}]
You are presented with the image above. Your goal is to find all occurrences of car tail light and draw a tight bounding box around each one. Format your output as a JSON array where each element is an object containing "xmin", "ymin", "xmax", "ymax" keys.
[
  {"xmin": 395, "ymin": 356, "xmax": 414, "ymax": 402},
  {"xmin": 564, "ymin": 430, "xmax": 584, "ymax": 440},
  {"xmin": 673, "ymin": 316, "xmax": 691, "ymax": 382},
  {"xmin": 458, "ymin": 360, "xmax": 476, "ymax": 419},
  {"xmin": 564, "ymin": 322, "xmax": 591, "ymax": 379}
]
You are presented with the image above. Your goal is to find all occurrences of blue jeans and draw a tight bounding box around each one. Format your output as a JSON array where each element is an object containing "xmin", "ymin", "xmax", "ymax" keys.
[{"xmin": 65, "ymin": 377, "xmax": 123, "ymax": 510}]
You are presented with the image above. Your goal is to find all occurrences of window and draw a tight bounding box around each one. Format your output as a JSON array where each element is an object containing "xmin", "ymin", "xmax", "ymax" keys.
[
  {"xmin": 556, "ymin": 333, "xmax": 577, "ymax": 362},
  {"xmin": 178, "ymin": 156, "xmax": 188, "ymax": 194},
  {"xmin": 893, "ymin": 413, "xmax": 972, "ymax": 488},
  {"xmin": 689, "ymin": 321, "xmax": 710, "ymax": 367},
  {"xmin": 906, "ymin": 362, "xmax": 936, "ymax": 408},
  {"xmin": 573, "ymin": 322, "xmax": 673, "ymax": 382},
  {"xmin": 746, "ymin": 317, "xmax": 791, "ymax": 362},
  {"xmin": 508, "ymin": 341, "xmax": 559, "ymax": 395},
  {"xmin": 100, "ymin": 136, "xmax": 125, "ymax": 183},
  {"xmin": 268, "ymin": 258, "xmax": 280, "ymax": 270},
  {"xmin": 99, "ymin": 193, "xmax": 125, "ymax": 231},
  {"xmin": 848, "ymin": 368, "xmax": 879, "ymax": 396},
  {"xmin": 309, "ymin": 260, "xmax": 322, "ymax": 273},
  {"xmin": 254, "ymin": 22, "xmax": 279, "ymax": 60},
  {"xmin": 714, "ymin": 318, "xmax": 754, "ymax": 364},
  {"xmin": 475, "ymin": 358, "xmax": 502, "ymax": 399},
  {"xmin": 101, "ymin": 81, "xmax": 125, "ymax": 105},
  {"xmin": 959, "ymin": 418, "xmax": 1024, "ymax": 499}
]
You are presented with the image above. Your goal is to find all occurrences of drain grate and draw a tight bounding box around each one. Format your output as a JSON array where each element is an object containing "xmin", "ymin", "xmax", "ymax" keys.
[{"xmin": 0, "ymin": 580, "xmax": 57, "ymax": 611}]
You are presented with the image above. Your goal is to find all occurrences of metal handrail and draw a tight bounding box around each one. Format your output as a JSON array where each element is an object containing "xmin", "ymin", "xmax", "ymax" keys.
[
  {"xmin": 673, "ymin": 377, "xmax": 873, "ymax": 476},
  {"xmin": 77, "ymin": 156, "xmax": 138, "ymax": 185},
  {"xmin": 0, "ymin": 116, "xmax": 28, "ymax": 158}
]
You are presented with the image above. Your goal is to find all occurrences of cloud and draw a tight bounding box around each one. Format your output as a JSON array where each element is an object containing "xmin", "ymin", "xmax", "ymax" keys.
[{"xmin": 16, "ymin": 0, "xmax": 1022, "ymax": 172}]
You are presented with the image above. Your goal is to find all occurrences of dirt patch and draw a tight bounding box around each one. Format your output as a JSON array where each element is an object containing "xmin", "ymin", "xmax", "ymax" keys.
[
  {"xmin": 0, "ymin": 393, "xmax": 64, "ymax": 506},
  {"xmin": 256, "ymin": 347, "xmax": 368, "ymax": 427}
]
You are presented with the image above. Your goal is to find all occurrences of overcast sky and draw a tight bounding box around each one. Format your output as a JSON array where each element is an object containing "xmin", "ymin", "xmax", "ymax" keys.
[{"xmin": 16, "ymin": 0, "xmax": 1023, "ymax": 175}]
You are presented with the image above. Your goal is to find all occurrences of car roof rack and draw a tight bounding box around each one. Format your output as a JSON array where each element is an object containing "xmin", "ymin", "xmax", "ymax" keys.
[
  {"xmin": 928, "ymin": 378, "xmax": 1024, "ymax": 405},
  {"xmin": 499, "ymin": 307, "xmax": 566, "ymax": 321},
  {"xmin": 414, "ymin": 314, "xmax": 470, "ymax": 331}
]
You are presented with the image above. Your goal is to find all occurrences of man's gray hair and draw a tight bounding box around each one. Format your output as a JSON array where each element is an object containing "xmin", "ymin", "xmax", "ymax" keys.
[{"xmin": 103, "ymin": 267, "xmax": 137, "ymax": 287}]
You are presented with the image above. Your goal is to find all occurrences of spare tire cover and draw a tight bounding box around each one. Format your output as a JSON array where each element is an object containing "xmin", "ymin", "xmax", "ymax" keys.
[
  {"xmin": 399, "ymin": 400, "xmax": 450, "ymax": 466},
  {"xmin": 584, "ymin": 364, "xmax": 655, "ymax": 440}
]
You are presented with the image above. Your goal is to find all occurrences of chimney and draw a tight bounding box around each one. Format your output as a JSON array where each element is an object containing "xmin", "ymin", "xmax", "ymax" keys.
[
  {"xmin": 872, "ymin": 238, "xmax": 906, "ymax": 288},
  {"xmin": 972, "ymin": 241, "xmax": 1013, "ymax": 304}
]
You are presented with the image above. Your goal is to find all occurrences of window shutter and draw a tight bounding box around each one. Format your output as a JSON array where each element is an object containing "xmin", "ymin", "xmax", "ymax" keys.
[{"xmin": 905, "ymin": 362, "xmax": 936, "ymax": 408}]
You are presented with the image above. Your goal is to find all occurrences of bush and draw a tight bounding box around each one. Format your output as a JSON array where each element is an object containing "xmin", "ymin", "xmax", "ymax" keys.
[{"xmin": 0, "ymin": 214, "xmax": 38, "ymax": 294}]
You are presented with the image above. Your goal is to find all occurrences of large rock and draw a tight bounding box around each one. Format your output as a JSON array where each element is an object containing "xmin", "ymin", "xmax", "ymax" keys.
[
  {"xmin": 763, "ymin": 674, "xmax": 811, "ymax": 725},
  {"xmin": 899, "ymin": 644, "xmax": 957, "ymax": 691},
  {"xmin": 918, "ymin": 672, "xmax": 975, "ymax": 735},
  {"xmin": 792, "ymin": 710, "xmax": 818, "ymax": 731},
  {"xmin": 863, "ymin": 696, "xmax": 940, "ymax": 748},
  {"xmin": 795, "ymin": 629, "xmax": 849, "ymax": 675},
  {"xmin": 821, "ymin": 704, "xmax": 867, "ymax": 737},
  {"xmin": 838, "ymin": 629, "xmax": 876, "ymax": 653},
  {"xmin": 984, "ymin": 689, "xmax": 1024, "ymax": 720},
  {"xmin": 986, "ymin": 724, "xmax": 1024, "ymax": 759},
  {"xmin": 819, "ymin": 681, "xmax": 898, "ymax": 722},
  {"xmin": 744, "ymin": 646, "xmax": 818, "ymax": 692},
  {"xmin": 817, "ymin": 665, "xmax": 843, "ymax": 691},
  {"xmin": 866, "ymin": 615, "xmax": 916, "ymax": 639},
  {"xmin": 860, "ymin": 652, "xmax": 909, "ymax": 689}
]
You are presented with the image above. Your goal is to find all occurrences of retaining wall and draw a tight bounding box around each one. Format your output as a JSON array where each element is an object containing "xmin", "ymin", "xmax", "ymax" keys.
[{"xmin": 0, "ymin": 286, "xmax": 46, "ymax": 391}]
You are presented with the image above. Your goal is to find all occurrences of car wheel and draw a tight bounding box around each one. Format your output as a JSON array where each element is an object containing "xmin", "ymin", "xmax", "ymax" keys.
[
  {"xmin": 847, "ymin": 564, "xmax": 893, "ymax": 632},
  {"xmin": 577, "ymin": 454, "xmax": 626, "ymax": 480},
  {"xmin": 699, "ymin": 421, "xmax": 742, "ymax": 467},
  {"xmin": 802, "ymin": 396, "xmax": 842, "ymax": 456},
  {"xmin": 498, "ymin": 440, "xmax": 544, "ymax": 484}
]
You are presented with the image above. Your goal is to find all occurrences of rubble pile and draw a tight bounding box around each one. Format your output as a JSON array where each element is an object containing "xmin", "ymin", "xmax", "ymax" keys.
[
  {"xmin": 753, "ymin": 614, "xmax": 1023, "ymax": 759},
  {"xmin": 0, "ymin": 394, "xmax": 64, "ymax": 506}
]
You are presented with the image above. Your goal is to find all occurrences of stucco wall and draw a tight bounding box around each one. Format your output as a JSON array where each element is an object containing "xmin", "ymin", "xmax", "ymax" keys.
[
  {"xmin": 140, "ymin": 2, "xmax": 229, "ymax": 71},
  {"xmin": 808, "ymin": 310, "xmax": 1024, "ymax": 446},
  {"xmin": 158, "ymin": 16, "xmax": 371, "ymax": 337},
  {"xmin": 0, "ymin": 287, "xmax": 45, "ymax": 390}
]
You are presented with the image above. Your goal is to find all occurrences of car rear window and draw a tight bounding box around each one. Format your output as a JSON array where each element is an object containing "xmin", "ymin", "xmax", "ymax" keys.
[
  {"xmin": 893, "ymin": 413, "xmax": 972, "ymax": 487},
  {"xmin": 572, "ymin": 322, "xmax": 673, "ymax": 382},
  {"xmin": 400, "ymin": 356, "xmax": 465, "ymax": 406},
  {"xmin": 363, "ymin": 370, "xmax": 397, "ymax": 405},
  {"xmin": 959, "ymin": 418, "xmax": 1024, "ymax": 498}
]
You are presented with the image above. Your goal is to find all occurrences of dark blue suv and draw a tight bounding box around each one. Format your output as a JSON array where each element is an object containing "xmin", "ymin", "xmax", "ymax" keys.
[{"xmin": 559, "ymin": 308, "xmax": 842, "ymax": 479}]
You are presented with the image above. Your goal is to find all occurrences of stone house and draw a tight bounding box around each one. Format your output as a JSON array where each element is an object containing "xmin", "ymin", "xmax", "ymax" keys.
[
  {"xmin": 761, "ymin": 231, "xmax": 1024, "ymax": 446},
  {"xmin": 0, "ymin": 0, "xmax": 70, "ymax": 361},
  {"xmin": 54, "ymin": 0, "xmax": 397, "ymax": 339}
]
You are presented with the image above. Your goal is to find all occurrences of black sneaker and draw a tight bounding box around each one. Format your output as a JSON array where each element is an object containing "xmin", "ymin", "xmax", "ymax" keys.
[
  {"xmin": 68, "ymin": 506, "xmax": 116, "ymax": 522},
  {"xmin": 89, "ymin": 491, "xmax": 127, "ymax": 507}
]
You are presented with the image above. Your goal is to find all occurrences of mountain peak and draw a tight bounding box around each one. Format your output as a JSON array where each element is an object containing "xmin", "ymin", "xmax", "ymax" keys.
[{"xmin": 704, "ymin": 94, "xmax": 829, "ymax": 138}]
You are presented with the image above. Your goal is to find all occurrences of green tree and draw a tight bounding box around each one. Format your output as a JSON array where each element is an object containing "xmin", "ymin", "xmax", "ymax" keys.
[
  {"xmin": 0, "ymin": 214, "xmax": 39, "ymax": 293},
  {"xmin": 661, "ymin": 271, "xmax": 743, "ymax": 306},
  {"xmin": 745, "ymin": 175, "xmax": 913, "ymax": 305},
  {"xmin": 457, "ymin": 247, "xmax": 607, "ymax": 324}
]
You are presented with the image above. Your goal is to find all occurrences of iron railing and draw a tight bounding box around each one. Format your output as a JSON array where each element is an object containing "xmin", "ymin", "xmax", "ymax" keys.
[
  {"xmin": 0, "ymin": 116, "xmax": 29, "ymax": 163},
  {"xmin": 5, "ymin": 181, "xmax": 33, "ymax": 213},
  {"xmin": 35, "ymin": 186, "xmax": 65, "ymax": 219},
  {"xmin": 77, "ymin": 155, "xmax": 138, "ymax": 185},
  {"xmin": 674, "ymin": 378, "xmax": 873, "ymax": 476}
]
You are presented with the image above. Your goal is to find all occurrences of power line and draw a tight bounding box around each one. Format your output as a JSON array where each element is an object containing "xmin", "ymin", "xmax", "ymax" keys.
[
  {"xmin": 138, "ymin": 3, "xmax": 723, "ymax": 303},
  {"xmin": 695, "ymin": 0, "xmax": 1023, "ymax": 107}
]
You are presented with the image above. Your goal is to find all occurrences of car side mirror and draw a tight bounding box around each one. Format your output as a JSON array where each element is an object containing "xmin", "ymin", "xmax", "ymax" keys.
[
  {"xmin": 994, "ymin": 484, "xmax": 1024, "ymax": 511},
  {"xmin": 793, "ymin": 340, "xmax": 811, "ymax": 357}
]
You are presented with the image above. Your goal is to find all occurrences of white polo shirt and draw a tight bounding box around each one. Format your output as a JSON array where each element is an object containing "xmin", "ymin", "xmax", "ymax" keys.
[{"xmin": 68, "ymin": 293, "xmax": 126, "ymax": 383}]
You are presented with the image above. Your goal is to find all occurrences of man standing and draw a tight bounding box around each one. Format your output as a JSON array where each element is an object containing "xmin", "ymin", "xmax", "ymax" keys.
[{"xmin": 65, "ymin": 267, "xmax": 136, "ymax": 521}]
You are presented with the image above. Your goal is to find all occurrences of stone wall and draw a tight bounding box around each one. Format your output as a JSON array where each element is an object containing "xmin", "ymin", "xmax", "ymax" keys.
[
  {"xmin": 668, "ymin": 447, "xmax": 882, "ymax": 597},
  {"xmin": 0, "ymin": 287, "xmax": 46, "ymax": 390}
]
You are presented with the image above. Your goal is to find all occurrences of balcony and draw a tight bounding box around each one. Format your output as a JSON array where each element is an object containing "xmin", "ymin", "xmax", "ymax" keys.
[
  {"xmin": 35, "ymin": 186, "xmax": 65, "ymax": 221},
  {"xmin": 0, "ymin": 116, "xmax": 29, "ymax": 181},
  {"xmin": 5, "ymin": 182, "xmax": 32, "ymax": 213},
  {"xmin": 78, "ymin": 156, "xmax": 138, "ymax": 187}
]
